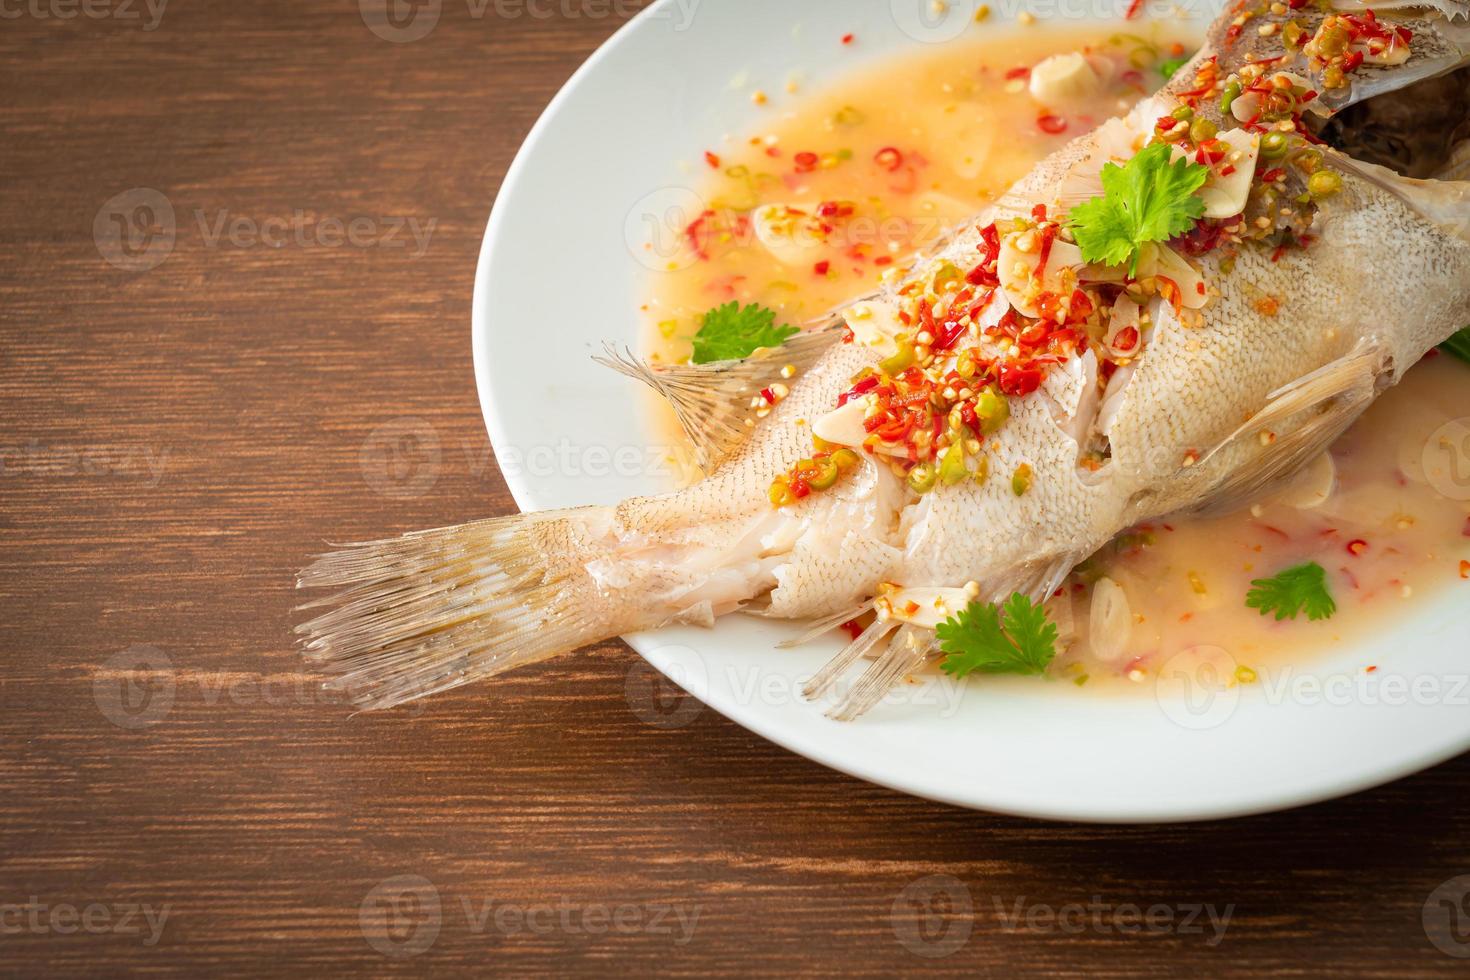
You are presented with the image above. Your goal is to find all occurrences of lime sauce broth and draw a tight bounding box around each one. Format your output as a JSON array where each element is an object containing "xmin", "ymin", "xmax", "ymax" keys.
[{"xmin": 640, "ymin": 21, "xmax": 1470, "ymax": 688}]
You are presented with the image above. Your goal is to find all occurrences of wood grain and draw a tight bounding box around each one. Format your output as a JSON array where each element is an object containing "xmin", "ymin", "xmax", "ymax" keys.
[{"xmin": 2, "ymin": 2, "xmax": 1468, "ymax": 975}]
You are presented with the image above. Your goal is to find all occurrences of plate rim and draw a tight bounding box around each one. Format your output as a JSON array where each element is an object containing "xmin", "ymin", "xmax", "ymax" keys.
[{"xmin": 470, "ymin": 0, "xmax": 1470, "ymax": 822}]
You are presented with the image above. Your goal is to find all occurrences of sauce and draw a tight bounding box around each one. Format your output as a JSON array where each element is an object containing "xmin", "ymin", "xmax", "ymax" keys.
[
  {"xmin": 640, "ymin": 22, "xmax": 1470, "ymax": 686},
  {"xmin": 1060, "ymin": 353, "xmax": 1470, "ymax": 687},
  {"xmin": 641, "ymin": 26, "xmax": 1190, "ymax": 355}
]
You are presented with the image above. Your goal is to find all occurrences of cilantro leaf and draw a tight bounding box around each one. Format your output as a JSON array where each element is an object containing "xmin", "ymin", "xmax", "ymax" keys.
[
  {"xmin": 1067, "ymin": 141, "xmax": 1210, "ymax": 275},
  {"xmin": 1441, "ymin": 326, "xmax": 1470, "ymax": 365},
  {"xmin": 689, "ymin": 302, "xmax": 799, "ymax": 364},
  {"xmin": 936, "ymin": 593, "xmax": 1058, "ymax": 679},
  {"xmin": 1246, "ymin": 561, "xmax": 1337, "ymax": 622}
]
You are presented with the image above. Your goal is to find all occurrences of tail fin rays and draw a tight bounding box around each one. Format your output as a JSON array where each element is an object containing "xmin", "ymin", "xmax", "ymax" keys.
[{"xmin": 296, "ymin": 509, "xmax": 614, "ymax": 710}]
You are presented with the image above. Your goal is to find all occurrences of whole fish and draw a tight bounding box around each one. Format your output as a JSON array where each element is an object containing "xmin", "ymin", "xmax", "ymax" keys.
[{"xmin": 299, "ymin": 0, "xmax": 1470, "ymax": 719}]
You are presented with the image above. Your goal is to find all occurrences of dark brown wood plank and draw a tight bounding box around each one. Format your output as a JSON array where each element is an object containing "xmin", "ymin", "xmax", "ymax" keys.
[{"xmin": 2, "ymin": 2, "xmax": 1468, "ymax": 975}]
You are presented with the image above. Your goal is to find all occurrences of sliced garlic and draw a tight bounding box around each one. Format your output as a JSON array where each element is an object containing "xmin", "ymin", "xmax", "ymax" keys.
[
  {"xmin": 1155, "ymin": 246, "xmax": 1208, "ymax": 310},
  {"xmin": 1079, "ymin": 260, "xmax": 1130, "ymax": 284},
  {"xmin": 1273, "ymin": 452, "xmax": 1337, "ymax": 509},
  {"xmin": 841, "ymin": 299, "xmax": 906, "ymax": 358},
  {"xmin": 811, "ymin": 399, "xmax": 870, "ymax": 447},
  {"xmin": 752, "ymin": 203, "xmax": 823, "ymax": 267},
  {"xmin": 1028, "ymin": 52, "xmax": 1100, "ymax": 105},
  {"xmin": 1104, "ymin": 294, "xmax": 1142, "ymax": 357},
  {"xmin": 998, "ymin": 233, "xmax": 1084, "ymax": 317},
  {"xmin": 1057, "ymin": 117, "xmax": 1137, "ymax": 214},
  {"xmin": 1360, "ymin": 36, "xmax": 1410, "ymax": 66},
  {"xmin": 1088, "ymin": 576, "xmax": 1133, "ymax": 663},
  {"xmin": 1198, "ymin": 127, "xmax": 1259, "ymax": 219},
  {"xmin": 1230, "ymin": 89, "xmax": 1262, "ymax": 123},
  {"xmin": 880, "ymin": 586, "xmax": 972, "ymax": 629}
]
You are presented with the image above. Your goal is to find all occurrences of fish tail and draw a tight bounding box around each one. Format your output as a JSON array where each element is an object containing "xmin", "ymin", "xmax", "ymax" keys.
[{"xmin": 295, "ymin": 506, "xmax": 638, "ymax": 710}]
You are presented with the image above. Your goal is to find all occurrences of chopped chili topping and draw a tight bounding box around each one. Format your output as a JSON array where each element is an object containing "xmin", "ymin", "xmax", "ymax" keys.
[
  {"xmin": 769, "ymin": 449, "xmax": 862, "ymax": 508},
  {"xmin": 1037, "ymin": 114, "xmax": 1068, "ymax": 135},
  {"xmin": 874, "ymin": 147, "xmax": 904, "ymax": 172}
]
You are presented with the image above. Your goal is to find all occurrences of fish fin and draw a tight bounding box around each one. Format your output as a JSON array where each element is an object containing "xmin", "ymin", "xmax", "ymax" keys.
[
  {"xmin": 825, "ymin": 624, "xmax": 934, "ymax": 723},
  {"xmin": 1195, "ymin": 340, "xmax": 1389, "ymax": 514},
  {"xmin": 594, "ymin": 324, "xmax": 845, "ymax": 473},
  {"xmin": 1338, "ymin": 0, "xmax": 1469, "ymax": 21},
  {"xmin": 1332, "ymin": 153, "xmax": 1470, "ymax": 242},
  {"xmin": 1196, "ymin": 3, "xmax": 1470, "ymax": 113},
  {"xmin": 1435, "ymin": 140, "xmax": 1470, "ymax": 182},
  {"xmin": 975, "ymin": 554, "xmax": 1079, "ymax": 607},
  {"xmin": 801, "ymin": 617, "xmax": 899, "ymax": 701},
  {"xmin": 775, "ymin": 603, "xmax": 870, "ymax": 649},
  {"xmin": 296, "ymin": 507, "xmax": 621, "ymax": 710},
  {"xmin": 801, "ymin": 557, "xmax": 1079, "ymax": 722}
]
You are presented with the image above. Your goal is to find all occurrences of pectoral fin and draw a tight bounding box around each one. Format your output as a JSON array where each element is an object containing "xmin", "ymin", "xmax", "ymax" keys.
[
  {"xmin": 1201, "ymin": 2, "xmax": 1470, "ymax": 117},
  {"xmin": 1195, "ymin": 340, "xmax": 1390, "ymax": 514},
  {"xmin": 595, "ymin": 323, "xmax": 844, "ymax": 473}
]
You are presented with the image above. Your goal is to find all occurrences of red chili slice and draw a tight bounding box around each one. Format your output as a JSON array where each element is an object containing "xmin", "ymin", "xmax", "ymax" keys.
[
  {"xmin": 874, "ymin": 147, "xmax": 904, "ymax": 171},
  {"xmin": 996, "ymin": 362, "xmax": 1043, "ymax": 396},
  {"xmin": 1112, "ymin": 325, "xmax": 1140, "ymax": 352},
  {"xmin": 932, "ymin": 319, "xmax": 968, "ymax": 352},
  {"xmin": 1346, "ymin": 539, "xmax": 1369, "ymax": 556},
  {"xmin": 1037, "ymin": 114, "xmax": 1068, "ymax": 135},
  {"xmin": 794, "ymin": 151, "xmax": 820, "ymax": 173},
  {"xmin": 838, "ymin": 375, "xmax": 880, "ymax": 407}
]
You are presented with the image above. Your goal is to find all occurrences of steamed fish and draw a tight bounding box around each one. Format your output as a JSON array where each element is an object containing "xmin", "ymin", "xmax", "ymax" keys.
[{"xmin": 299, "ymin": 1, "xmax": 1470, "ymax": 719}]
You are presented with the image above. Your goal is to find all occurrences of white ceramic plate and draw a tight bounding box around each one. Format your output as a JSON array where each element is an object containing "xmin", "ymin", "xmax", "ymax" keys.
[{"xmin": 473, "ymin": 0, "xmax": 1470, "ymax": 821}]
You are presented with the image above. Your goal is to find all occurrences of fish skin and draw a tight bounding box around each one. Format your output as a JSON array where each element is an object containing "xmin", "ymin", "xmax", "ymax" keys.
[
  {"xmin": 299, "ymin": 1, "xmax": 1470, "ymax": 711},
  {"xmin": 869, "ymin": 7, "xmax": 1470, "ymax": 596}
]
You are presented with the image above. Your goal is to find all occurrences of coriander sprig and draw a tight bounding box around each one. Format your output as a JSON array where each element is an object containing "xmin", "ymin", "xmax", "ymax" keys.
[
  {"xmin": 936, "ymin": 593, "xmax": 1059, "ymax": 679},
  {"xmin": 690, "ymin": 302, "xmax": 798, "ymax": 364},
  {"xmin": 1067, "ymin": 142, "xmax": 1210, "ymax": 275},
  {"xmin": 1246, "ymin": 561, "xmax": 1337, "ymax": 622}
]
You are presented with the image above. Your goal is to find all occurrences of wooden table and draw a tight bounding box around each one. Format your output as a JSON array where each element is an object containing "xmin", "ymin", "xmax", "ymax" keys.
[{"xmin": 4, "ymin": 2, "xmax": 1469, "ymax": 974}]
